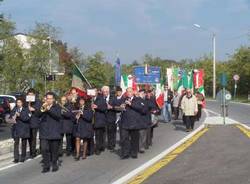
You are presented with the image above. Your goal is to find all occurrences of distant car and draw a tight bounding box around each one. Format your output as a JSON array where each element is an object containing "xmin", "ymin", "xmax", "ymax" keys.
[
  {"xmin": 0, "ymin": 95, "xmax": 16, "ymax": 123},
  {"xmin": 0, "ymin": 95, "xmax": 16, "ymax": 110},
  {"xmin": 9, "ymin": 92, "xmax": 26, "ymax": 100}
]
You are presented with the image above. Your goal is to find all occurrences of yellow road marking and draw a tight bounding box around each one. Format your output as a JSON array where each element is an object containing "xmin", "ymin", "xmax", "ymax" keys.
[
  {"xmin": 127, "ymin": 127, "xmax": 209, "ymax": 184},
  {"xmin": 236, "ymin": 125, "xmax": 250, "ymax": 138}
]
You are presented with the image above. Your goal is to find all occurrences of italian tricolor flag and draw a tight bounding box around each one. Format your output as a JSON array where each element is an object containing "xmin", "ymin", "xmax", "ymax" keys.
[
  {"xmin": 120, "ymin": 74, "xmax": 137, "ymax": 94},
  {"xmin": 193, "ymin": 69, "xmax": 205, "ymax": 96},
  {"xmin": 71, "ymin": 64, "xmax": 89, "ymax": 97},
  {"xmin": 155, "ymin": 83, "xmax": 164, "ymax": 109}
]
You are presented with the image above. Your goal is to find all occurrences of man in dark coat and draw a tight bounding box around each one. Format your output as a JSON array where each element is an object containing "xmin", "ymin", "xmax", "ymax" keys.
[
  {"xmin": 112, "ymin": 87, "xmax": 124, "ymax": 146},
  {"xmin": 59, "ymin": 96, "xmax": 74, "ymax": 156},
  {"xmin": 38, "ymin": 92, "xmax": 62, "ymax": 173},
  {"xmin": 145, "ymin": 90, "xmax": 160, "ymax": 148},
  {"xmin": 120, "ymin": 87, "xmax": 144, "ymax": 159},
  {"xmin": 92, "ymin": 87, "xmax": 108, "ymax": 155},
  {"xmin": 105, "ymin": 87, "xmax": 118, "ymax": 152},
  {"xmin": 137, "ymin": 89, "xmax": 149, "ymax": 153},
  {"xmin": 11, "ymin": 98, "xmax": 31, "ymax": 163},
  {"xmin": 26, "ymin": 88, "xmax": 42, "ymax": 158}
]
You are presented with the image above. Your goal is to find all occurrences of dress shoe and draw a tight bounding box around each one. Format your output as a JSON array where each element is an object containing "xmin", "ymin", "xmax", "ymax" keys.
[
  {"xmin": 121, "ymin": 155, "xmax": 129, "ymax": 160},
  {"xmin": 74, "ymin": 156, "xmax": 80, "ymax": 161},
  {"xmin": 42, "ymin": 168, "xmax": 50, "ymax": 173},
  {"xmin": 52, "ymin": 166, "xmax": 59, "ymax": 172}
]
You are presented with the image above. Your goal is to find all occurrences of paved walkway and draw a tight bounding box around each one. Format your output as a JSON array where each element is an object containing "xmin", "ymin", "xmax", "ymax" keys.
[{"xmin": 142, "ymin": 125, "xmax": 250, "ymax": 184}]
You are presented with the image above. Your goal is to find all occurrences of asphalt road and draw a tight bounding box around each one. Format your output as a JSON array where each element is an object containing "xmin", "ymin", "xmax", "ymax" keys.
[
  {"xmin": 143, "ymin": 125, "xmax": 250, "ymax": 184},
  {"xmin": 0, "ymin": 123, "xmax": 11, "ymax": 141},
  {"xmin": 206, "ymin": 100, "xmax": 250, "ymax": 126}
]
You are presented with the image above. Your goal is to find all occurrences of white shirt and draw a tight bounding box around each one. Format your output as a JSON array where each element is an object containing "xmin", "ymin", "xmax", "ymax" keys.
[
  {"xmin": 164, "ymin": 90, "xmax": 168, "ymax": 102},
  {"xmin": 106, "ymin": 95, "xmax": 110, "ymax": 103}
]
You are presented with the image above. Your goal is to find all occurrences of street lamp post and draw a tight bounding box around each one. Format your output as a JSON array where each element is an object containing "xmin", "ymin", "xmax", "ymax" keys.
[
  {"xmin": 212, "ymin": 33, "xmax": 216, "ymax": 99},
  {"xmin": 194, "ymin": 24, "xmax": 216, "ymax": 99},
  {"xmin": 48, "ymin": 36, "xmax": 52, "ymax": 75}
]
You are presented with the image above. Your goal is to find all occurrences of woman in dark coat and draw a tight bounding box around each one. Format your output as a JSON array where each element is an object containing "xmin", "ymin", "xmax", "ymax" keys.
[
  {"xmin": 74, "ymin": 97, "xmax": 94, "ymax": 160},
  {"xmin": 59, "ymin": 96, "xmax": 74, "ymax": 156},
  {"xmin": 10, "ymin": 98, "xmax": 31, "ymax": 163}
]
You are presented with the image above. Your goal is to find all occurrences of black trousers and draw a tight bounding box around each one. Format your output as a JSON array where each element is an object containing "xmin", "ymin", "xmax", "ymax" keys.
[
  {"xmin": 182, "ymin": 114, "xmax": 186, "ymax": 125},
  {"xmin": 173, "ymin": 107, "xmax": 179, "ymax": 120},
  {"xmin": 14, "ymin": 138, "xmax": 28, "ymax": 160},
  {"xmin": 145, "ymin": 127, "xmax": 152, "ymax": 148},
  {"xmin": 197, "ymin": 104, "xmax": 202, "ymax": 120},
  {"xmin": 107, "ymin": 122, "xmax": 117, "ymax": 150},
  {"xmin": 185, "ymin": 116, "xmax": 195, "ymax": 130},
  {"xmin": 95, "ymin": 127, "xmax": 106, "ymax": 153},
  {"xmin": 28, "ymin": 128, "xmax": 38, "ymax": 157},
  {"xmin": 87, "ymin": 138, "xmax": 94, "ymax": 156},
  {"xmin": 41, "ymin": 139, "xmax": 60, "ymax": 169},
  {"xmin": 118, "ymin": 121, "xmax": 122, "ymax": 146},
  {"xmin": 121, "ymin": 129, "xmax": 139, "ymax": 158},
  {"xmin": 59, "ymin": 133, "xmax": 73, "ymax": 155}
]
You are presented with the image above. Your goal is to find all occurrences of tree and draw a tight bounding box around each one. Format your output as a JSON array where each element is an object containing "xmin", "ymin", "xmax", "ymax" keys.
[
  {"xmin": 84, "ymin": 52, "xmax": 112, "ymax": 88},
  {"xmin": 227, "ymin": 46, "xmax": 250, "ymax": 95}
]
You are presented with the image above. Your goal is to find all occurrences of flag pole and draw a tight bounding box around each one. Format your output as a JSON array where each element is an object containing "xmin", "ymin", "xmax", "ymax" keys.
[{"xmin": 73, "ymin": 63, "xmax": 92, "ymax": 88}]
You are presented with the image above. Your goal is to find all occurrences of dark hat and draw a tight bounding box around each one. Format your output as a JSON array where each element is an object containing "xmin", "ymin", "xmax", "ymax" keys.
[
  {"xmin": 146, "ymin": 89, "xmax": 152, "ymax": 93},
  {"xmin": 139, "ymin": 89, "xmax": 146, "ymax": 93},
  {"xmin": 115, "ymin": 86, "xmax": 122, "ymax": 92}
]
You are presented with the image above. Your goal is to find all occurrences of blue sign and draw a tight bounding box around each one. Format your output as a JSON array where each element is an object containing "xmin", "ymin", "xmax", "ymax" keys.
[
  {"xmin": 133, "ymin": 66, "xmax": 161, "ymax": 84},
  {"xmin": 220, "ymin": 73, "xmax": 227, "ymax": 87}
]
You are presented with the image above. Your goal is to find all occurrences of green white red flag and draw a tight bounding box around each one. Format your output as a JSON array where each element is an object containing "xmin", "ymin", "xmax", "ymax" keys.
[
  {"xmin": 120, "ymin": 74, "xmax": 137, "ymax": 94},
  {"xmin": 71, "ymin": 64, "xmax": 90, "ymax": 97}
]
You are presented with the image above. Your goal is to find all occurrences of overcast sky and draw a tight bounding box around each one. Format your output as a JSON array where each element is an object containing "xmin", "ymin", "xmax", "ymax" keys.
[{"xmin": 0, "ymin": 0, "xmax": 250, "ymax": 63}]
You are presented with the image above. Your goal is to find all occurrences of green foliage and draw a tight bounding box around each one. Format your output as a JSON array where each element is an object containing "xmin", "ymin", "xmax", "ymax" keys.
[{"xmin": 84, "ymin": 52, "xmax": 114, "ymax": 88}]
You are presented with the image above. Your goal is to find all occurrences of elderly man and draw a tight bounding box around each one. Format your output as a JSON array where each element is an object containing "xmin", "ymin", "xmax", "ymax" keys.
[
  {"xmin": 92, "ymin": 86, "xmax": 108, "ymax": 155},
  {"xmin": 181, "ymin": 89, "xmax": 198, "ymax": 132},
  {"xmin": 120, "ymin": 87, "xmax": 144, "ymax": 159}
]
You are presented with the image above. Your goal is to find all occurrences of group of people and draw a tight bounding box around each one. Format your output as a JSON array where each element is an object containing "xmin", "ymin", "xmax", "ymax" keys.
[
  {"xmin": 9, "ymin": 84, "xmax": 204, "ymax": 173},
  {"xmin": 9, "ymin": 86, "xmax": 161, "ymax": 173},
  {"xmin": 162, "ymin": 84, "xmax": 205, "ymax": 132}
]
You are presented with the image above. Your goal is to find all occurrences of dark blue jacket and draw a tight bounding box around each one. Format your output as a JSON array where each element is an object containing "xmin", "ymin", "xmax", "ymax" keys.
[
  {"xmin": 106, "ymin": 95, "xmax": 117, "ymax": 124},
  {"xmin": 11, "ymin": 107, "xmax": 31, "ymax": 139},
  {"xmin": 138, "ymin": 97, "xmax": 150, "ymax": 129},
  {"xmin": 28, "ymin": 99, "xmax": 42, "ymax": 129},
  {"xmin": 121, "ymin": 96, "xmax": 145, "ymax": 130},
  {"xmin": 74, "ymin": 109, "xmax": 94, "ymax": 139},
  {"xmin": 93, "ymin": 95, "xmax": 107, "ymax": 128},
  {"xmin": 61, "ymin": 103, "xmax": 74, "ymax": 134},
  {"xmin": 38, "ymin": 103, "xmax": 62, "ymax": 140}
]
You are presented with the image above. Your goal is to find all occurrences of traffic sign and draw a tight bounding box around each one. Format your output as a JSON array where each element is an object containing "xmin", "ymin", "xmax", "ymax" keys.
[
  {"xmin": 133, "ymin": 66, "xmax": 161, "ymax": 84},
  {"xmin": 233, "ymin": 74, "xmax": 240, "ymax": 81},
  {"xmin": 225, "ymin": 93, "xmax": 232, "ymax": 100},
  {"xmin": 220, "ymin": 73, "xmax": 227, "ymax": 87},
  {"xmin": 216, "ymin": 89, "xmax": 232, "ymax": 103}
]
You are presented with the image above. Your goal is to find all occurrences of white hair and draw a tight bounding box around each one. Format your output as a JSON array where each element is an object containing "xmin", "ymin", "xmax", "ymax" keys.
[{"xmin": 101, "ymin": 86, "xmax": 110, "ymax": 92}]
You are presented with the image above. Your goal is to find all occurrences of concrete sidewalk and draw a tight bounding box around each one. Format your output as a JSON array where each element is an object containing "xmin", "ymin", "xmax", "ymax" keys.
[{"xmin": 142, "ymin": 125, "xmax": 250, "ymax": 184}]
